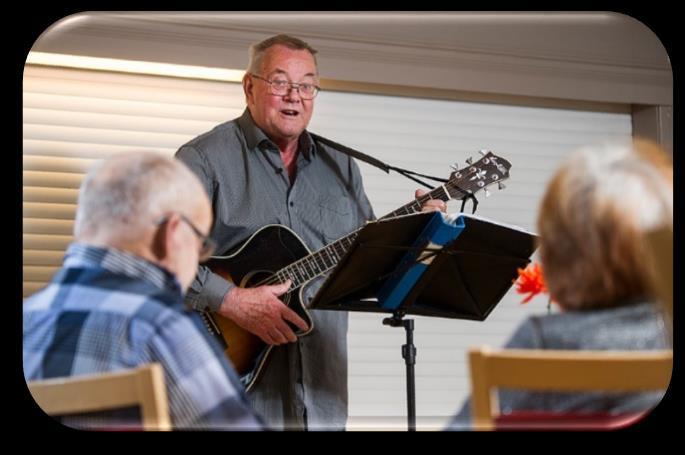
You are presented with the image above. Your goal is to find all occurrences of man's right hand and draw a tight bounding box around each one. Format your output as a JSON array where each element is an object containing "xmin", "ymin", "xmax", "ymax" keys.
[{"xmin": 217, "ymin": 279, "xmax": 309, "ymax": 345}]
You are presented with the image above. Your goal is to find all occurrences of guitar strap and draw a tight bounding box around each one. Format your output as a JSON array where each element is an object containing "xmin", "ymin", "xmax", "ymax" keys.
[
  {"xmin": 309, "ymin": 131, "xmax": 479, "ymax": 214},
  {"xmin": 308, "ymin": 132, "xmax": 447, "ymax": 189},
  {"xmin": 309, "ymin": 132, "xmax": 390, "ymax": 173}
]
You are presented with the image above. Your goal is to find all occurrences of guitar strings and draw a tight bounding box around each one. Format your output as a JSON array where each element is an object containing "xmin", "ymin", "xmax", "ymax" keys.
[{"xmin": 254, "ymin": 164, "xmax": 486, "ymax": 290}]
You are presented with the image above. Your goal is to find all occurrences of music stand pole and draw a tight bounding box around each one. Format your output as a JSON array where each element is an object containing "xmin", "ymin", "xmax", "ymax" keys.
[{"xmin": 383, "ymin": 311, "xmax": 417, "ymax": 431}]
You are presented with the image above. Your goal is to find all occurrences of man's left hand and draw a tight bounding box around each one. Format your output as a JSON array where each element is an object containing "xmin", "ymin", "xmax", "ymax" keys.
[{"xmin": 416, "ymin": 189, "xmax": 447, "ymax": 213}]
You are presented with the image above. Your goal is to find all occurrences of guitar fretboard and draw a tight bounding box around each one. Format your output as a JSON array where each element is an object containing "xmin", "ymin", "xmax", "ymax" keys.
[{"xmin": 259, "ymin": 183, "xmax": 464, "ymax": 289}]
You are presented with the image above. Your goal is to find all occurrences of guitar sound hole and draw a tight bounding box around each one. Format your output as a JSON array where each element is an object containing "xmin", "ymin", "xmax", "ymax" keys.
[
  {"xmin": 242, "ymin": 270, "xmax": 293, "ymax": 307},
  {"xmin": 242, "ymin": 270, "xmax": 272, "ymax": 286}
]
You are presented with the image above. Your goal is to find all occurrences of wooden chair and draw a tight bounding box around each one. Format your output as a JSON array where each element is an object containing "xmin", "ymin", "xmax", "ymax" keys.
[
  {"xmin": 468, "ymin": 347, "xmax": 673, "ymax": 431},
  {"xmin": 644, "ymin": 225, "xmax": 673, "ymax": 331},
  {"xmin": 28, "ymin": 363, "xmax": 171, "ymax": 431}
]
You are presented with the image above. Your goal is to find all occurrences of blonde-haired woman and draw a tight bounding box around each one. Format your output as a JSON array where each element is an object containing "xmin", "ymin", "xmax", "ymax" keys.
[{"xmin": 447, "ymin": 138, "xmax": 673, "ymax": 430}]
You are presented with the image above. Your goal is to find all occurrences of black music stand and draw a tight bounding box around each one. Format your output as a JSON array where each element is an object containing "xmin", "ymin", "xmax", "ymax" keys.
[{"xmin": 309, "ymin": 211, "xmax": 538, "ymax": 431}]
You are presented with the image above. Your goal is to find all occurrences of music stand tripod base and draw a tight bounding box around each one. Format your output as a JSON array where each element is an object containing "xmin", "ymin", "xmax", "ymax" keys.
[{"xmin": 383, "ymin": 310, "xmax": 417, "ymax": 431}]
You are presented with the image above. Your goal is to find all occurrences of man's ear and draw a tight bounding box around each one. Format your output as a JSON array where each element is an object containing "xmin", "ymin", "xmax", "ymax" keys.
[
  {"xmin": 151, "ymin": 215, "xmax": 179, "ymax": 261},
  {"xmin": 243, "ymin": 74, "xmax": 254, "ymax": 103}
]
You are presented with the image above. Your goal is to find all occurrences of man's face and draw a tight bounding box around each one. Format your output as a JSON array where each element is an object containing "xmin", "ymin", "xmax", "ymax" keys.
[
  {"xmin": 176, "ymin": 201, "xmax": 213, "ymax": 293},
  {"xmin": 245, "ymin": 45, "xmax": 318, "ymax": 145}
]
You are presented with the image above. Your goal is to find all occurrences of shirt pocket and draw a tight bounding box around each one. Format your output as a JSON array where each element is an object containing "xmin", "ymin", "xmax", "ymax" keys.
[{"xmin": 318, "ymin": 193, "xmax": 356, "ymax": 243}]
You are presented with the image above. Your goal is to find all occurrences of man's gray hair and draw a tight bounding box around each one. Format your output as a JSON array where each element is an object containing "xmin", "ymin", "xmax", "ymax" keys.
[
  {"xmin": 247, "ymin": 34, "xmax": 318, "ymax": 75},
  {"xmin": 74, "ymin": 152, "xmax": 205, "ymax": 240}
]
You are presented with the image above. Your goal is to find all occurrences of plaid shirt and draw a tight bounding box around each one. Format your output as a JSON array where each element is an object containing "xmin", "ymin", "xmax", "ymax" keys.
[{"xmin": 23, "ymin": 243, "xmax": 263, "ymax": 430}]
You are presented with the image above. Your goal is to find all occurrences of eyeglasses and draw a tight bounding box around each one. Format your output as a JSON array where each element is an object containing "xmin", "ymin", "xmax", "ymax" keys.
[
  {"xmin": 156, "ymin": 213, "xmax": 217, "ymax": 262},
  {"xmin": 251, "ymin": 74, "xmax": 320, "ymax": 100}
]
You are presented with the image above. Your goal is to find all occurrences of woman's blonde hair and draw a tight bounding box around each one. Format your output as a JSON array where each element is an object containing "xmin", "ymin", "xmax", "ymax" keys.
[{"xmin": 537, "ymin": 138, "xmax": 672, "ymax": 311}]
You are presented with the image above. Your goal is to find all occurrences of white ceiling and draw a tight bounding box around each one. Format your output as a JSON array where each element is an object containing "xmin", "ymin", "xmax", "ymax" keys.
[{"xmin": 31, "ymin": 12, "xmax": 672, "ymax": 106}]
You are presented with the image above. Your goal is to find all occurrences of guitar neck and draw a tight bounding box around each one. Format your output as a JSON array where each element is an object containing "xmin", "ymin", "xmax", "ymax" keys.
[
  {"xmin": 261, "ymin": 183, "xmax": 455, "ymax": 289},
  {"xmin": 380, "ymin": 184, "xmax": 452, "ymax": 220}
]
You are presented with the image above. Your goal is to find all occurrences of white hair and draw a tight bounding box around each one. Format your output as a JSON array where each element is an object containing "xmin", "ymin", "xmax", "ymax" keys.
[
  {"xmin": 74, "ymin": 152, "xmax": 207, "ymax": 240},
  {"xmin": 567, "ymin": 139, "xmax": 673, "ymax": 232}
]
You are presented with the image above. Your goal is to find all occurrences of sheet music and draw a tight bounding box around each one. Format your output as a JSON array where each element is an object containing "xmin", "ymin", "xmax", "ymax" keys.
[{"xmin": 310, "ymin": 208, "xmax": 539, "ymax": 318}]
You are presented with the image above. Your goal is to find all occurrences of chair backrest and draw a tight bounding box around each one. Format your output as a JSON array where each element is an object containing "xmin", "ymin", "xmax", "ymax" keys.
[
  {"xmin": 28, "ymin": 363, "xmax": 171, "ymax": 431},
  {"xmin": 468, "ymin": 347, "xmax": 673, "ymax": 431},
  {"xmin": 644, "ymin": 225, "xmax": 673, "ymax": 330}
]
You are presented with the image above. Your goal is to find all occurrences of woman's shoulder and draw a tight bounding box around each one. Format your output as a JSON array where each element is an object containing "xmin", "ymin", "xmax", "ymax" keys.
[{"xmin": 506, "ymin": 302, "xmax": 667, "ymax": 350}]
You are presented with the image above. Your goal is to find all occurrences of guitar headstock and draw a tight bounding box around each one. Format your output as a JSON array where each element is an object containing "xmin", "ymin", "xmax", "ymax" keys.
[{"xmin": 445, "ymin": 150, "xmax": 511, "ymax": 200}]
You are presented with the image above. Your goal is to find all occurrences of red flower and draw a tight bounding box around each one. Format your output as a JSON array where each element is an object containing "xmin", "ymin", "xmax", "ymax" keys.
[{"xmin": 514, "ymin": 263, "xmax": 547, "ymax": 304}]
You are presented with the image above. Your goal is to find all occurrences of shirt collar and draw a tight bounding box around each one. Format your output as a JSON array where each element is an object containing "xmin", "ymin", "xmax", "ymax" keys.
[
  {"xmin": 62, "ymin": 243, "xmax": 183, "ymax": 296},
  {"xmin": 237, "ymin": 108, "xmax": 315, "ymax": 161}
]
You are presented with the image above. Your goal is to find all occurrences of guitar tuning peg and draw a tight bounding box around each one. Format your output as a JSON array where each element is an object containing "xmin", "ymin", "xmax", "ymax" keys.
[
  {"xmin": 478, "ymin": 149, "xmax": 489, "ymax": 156},
  {"xmin": 484, "ymin": 188, "xmax": 491, "ymax": 198},
  {"xmin": 498, "ymin": 182, "xmax": 506, "ymax": 190},
  {"xmin": 465, "ymin": 157, "xmax": 473, "ymax": 165},
  {"xmin": 450, "ymin": 163, "xmax": 459, "ymax": 171}
]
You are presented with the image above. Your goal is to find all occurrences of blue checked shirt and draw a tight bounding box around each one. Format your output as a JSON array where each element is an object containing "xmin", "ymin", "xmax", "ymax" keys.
[{"xmin": 23, "ymin": 243, "xmax": 264, "ymax": 430}]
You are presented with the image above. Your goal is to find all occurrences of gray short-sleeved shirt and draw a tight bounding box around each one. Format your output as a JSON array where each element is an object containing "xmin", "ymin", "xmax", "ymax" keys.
[{"xmin": 176, "ymin": 109, "xmax": 375, "ymax": 430}]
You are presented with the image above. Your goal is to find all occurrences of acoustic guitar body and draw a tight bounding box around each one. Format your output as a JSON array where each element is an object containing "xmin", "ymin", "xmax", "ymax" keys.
[{"xmin": 202, "ymin": 225, "xmax": 314, "ymax": 391}]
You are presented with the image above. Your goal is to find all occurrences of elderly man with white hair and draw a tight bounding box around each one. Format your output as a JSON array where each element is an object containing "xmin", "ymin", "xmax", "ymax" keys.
[{"xmin": 23, "ymin": 152, "xmax": 263, "ymax": 430}]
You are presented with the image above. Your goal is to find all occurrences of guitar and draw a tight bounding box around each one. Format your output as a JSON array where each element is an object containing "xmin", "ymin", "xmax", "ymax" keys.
[{"xmin": 200, "ymin": 151, "xmax": 511, "ymax": 391}]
